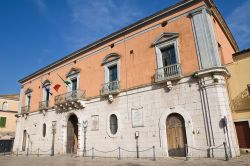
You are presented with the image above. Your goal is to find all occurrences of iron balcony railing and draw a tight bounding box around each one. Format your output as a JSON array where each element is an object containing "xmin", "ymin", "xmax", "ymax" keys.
[
  {"xmin": 55, "ymin": 90, "xmax": 86, "ymax": 105},
  {"xmin": 39, "ymin": 100, "xmax": 50, "ymax": 110},
  {"xmin": 155, "ymin": 63, "xmax": 181, "ymax": 82},
  {"xmin": 21, "ymin": 106, "xmax": 30, "ymax": 114},
  {"xmin": 101, "ymin": 80, "xmax": 120, "ymax": 96}
]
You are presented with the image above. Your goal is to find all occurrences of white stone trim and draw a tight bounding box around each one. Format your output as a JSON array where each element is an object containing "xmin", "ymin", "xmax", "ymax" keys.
[
  {"xmin": 159, "ymin": 106, "xmax": 194, "ymax": 156},
  {"xmin": 155, "ymin": 38, "xmax": 180, "ymax": 69},
  {"xmin": 104, "ymin": 59, "xmax": 120, "ymax": 83},
  {"xmin": 63, "ymin": 112, "xmax": 82, "ymax": 154},
  {"xmin": 234, "ymin": 119, "xmax": 250, "ymax": 128},
  {"xmin": 66, "ymin": 73, "xmax": 80, "ymax": 92},
  {"xmin": 106, "ymin": 112, "xmax": 121, "ymax": 138},
  {"xmin": 190, "ymin": 8, "xmax": 221, "ymax": 69}
]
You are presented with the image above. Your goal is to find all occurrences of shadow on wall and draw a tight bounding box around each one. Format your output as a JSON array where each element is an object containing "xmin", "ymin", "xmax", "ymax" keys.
[{"xmin": 230, "ymin": 88, "xmax": 250, "ymax": 112}]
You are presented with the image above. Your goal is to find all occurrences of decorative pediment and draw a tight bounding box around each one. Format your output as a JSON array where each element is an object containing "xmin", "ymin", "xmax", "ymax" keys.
[
  {"xmin": 42, "ymin": 79, "xmax": 51, "ymax": 87},
  {"xmin": 66, "ymin": 68, "xmax": 80, "ymax": 78},
  {"xmin": 153, "ymin": 32, "xmax": 179, "ymax": 46},
  {"xmin": 25, "ymin": 88, "xmax": 33, "ymax": 94},
  {"xmin": 102, "ymin": 53, "xmax": 120, "ymax": 65}
]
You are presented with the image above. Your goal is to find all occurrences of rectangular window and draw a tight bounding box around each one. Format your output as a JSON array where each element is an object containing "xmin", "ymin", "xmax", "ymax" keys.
[
  {"xmin": 27, "ymin": 95, "xmax": 31, "ymax": 107},
  {"xmin": 45, "ymin": 86, "xmax": 50, "ymax": 102},
  {"xmin": 71, "ymin": 78, "xmax": 77, "ymax": 91},
  {"xmin": 0, "ymin": 117, "xmax": 7, "ymax": 128},
  {"xmin": 161, "ymin": 45, "xmax": 177, "ymax": 66},
  {"xmin": 108, "ymin": 65, "xmax": 118, "ymax": 82}
]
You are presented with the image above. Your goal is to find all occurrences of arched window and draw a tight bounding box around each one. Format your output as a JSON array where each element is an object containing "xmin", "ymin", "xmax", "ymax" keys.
[
  {"xmin": 43, "ymin": 123, "xmax": 46, "ymax": 137},
  {"xmin": 110, "ymin": 114, "xmax": 118, "ymax": 135},
  {"xmin": 2, "ymin": 102, "xmax": 8, "ymax": 111}
]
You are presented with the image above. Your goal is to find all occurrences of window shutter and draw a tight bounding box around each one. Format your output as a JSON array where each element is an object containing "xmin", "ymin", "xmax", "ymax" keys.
[
  {"xmin": 155, "ymin": 47, "xmax": 163, "ymax": 68},
  {"xmin": 0, "ymin": 117, "xmax": 6, "ymax": 127}
]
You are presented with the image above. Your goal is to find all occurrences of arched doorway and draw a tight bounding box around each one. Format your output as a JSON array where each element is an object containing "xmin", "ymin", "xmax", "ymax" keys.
[
  {"xmin": 166, "ymin": 113, "xmax": 187, "ymax": 156},
  {"xmin": 66, "ymin": 114, "xmax": 78, "ymax": 154}
]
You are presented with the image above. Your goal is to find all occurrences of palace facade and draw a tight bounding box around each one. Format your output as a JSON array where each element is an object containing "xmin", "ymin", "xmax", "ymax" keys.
[{"xmin": 13, "ymin": 0, "xmax": 240, "ymax": 158}]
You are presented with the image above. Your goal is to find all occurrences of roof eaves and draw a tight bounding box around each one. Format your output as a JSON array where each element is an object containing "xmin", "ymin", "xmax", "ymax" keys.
[{"xmin": 19, "ymin": 0, "xmax": 200, "ymax": 84}]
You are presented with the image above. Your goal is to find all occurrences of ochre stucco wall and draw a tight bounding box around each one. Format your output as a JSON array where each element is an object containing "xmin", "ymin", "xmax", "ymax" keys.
[
  {"xmin": 0, "ymin": 111, "xmax": 16, "ymax": 133},
  {"xmin": 0, "ymin": 98, "xmax": 18, "ymax": 111},
  {"xmin": 227, "ymin": 52, "xmax": 250, "ymax": 121},
  {"xmin": 0, "ymin": 98, "xmax": 18, "ymax": 133}
]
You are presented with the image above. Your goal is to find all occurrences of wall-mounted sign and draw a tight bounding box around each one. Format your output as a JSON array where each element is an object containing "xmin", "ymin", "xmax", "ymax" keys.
[
  {"xmin": 91, "ymin": 115, "xmax": 99, "ymax": 131},
  {"xmin": 131, "ymin": 106, "xmax": 144, "ymax": 127}
]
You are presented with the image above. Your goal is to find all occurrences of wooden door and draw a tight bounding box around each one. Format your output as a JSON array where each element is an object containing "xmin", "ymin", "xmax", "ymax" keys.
[
  {"xmin": 235, "ymin": 121, "xmax": 250, "ymax": 148},
  {"xmin": 166, "ymin": 114, "xmax": 187, "ymax": 156}
]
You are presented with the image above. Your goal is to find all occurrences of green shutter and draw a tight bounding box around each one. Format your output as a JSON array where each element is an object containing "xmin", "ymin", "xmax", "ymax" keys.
[{"xmin": 0, "ymin": 117, "xmax": 6, "ymax": 128}]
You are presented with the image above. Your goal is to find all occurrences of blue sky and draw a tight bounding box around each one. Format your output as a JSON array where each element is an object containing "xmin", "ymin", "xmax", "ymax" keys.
[{"xmin": 0, "ymin": 0, "xmax": 249, "ymax": 94}]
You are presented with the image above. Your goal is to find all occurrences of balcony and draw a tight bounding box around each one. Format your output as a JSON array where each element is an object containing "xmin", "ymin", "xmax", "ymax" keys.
[
  {"xmin": 21, "ymin": 106, "xmax": 30, "ymax": 115},
  {"xmin": 100, "ymin": 80, "xmax": 120, "ymax": 96},
  {"xmin": 39, "ymin": 100, "xmax": 50, "ymax": 112},
  {"xmin": 155, "ymin": 64, "xmax": 181, "ymax": 82},
  {"xmin": 55, "ymin": 90, "xmax": 86, "ymax": 112}
]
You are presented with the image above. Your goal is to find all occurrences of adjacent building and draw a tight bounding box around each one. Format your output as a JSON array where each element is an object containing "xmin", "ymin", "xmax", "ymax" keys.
[
  {"xmin": 0, "ymin": 94, "xmax": 19, "ymax": 152},
  {"xmin": 13, "ymin": 0, "xmax": 240, "ymax": 158},
  {"xmin": 227, "ymin": 48, "xmax": 250, "ymax": 152}
]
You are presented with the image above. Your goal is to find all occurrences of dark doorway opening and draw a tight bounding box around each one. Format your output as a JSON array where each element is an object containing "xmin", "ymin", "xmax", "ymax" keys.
[{"xmin": 66, "ymin": 114, "xmax": 78, "ymax": 154}]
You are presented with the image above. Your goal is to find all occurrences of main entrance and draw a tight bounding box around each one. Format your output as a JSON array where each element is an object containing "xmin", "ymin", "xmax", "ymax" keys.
[
  {"xmin": 166, "ymin": 113, "xmax": 187, "ymax": 156},
  {"xmin": 66, "ymin": 114, "xmax": 78, "ymax": 154}
]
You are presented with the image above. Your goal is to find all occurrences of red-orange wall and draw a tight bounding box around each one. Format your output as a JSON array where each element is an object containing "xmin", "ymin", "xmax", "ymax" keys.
[{"xmin": 20, "ymin": 1, "xmax": 235, "ymax": 113}]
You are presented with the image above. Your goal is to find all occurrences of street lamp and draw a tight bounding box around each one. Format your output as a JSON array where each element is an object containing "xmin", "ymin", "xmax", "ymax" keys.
[{"xmin": 82, "ymin": 120, "xmax": 88, "ymax": 157}]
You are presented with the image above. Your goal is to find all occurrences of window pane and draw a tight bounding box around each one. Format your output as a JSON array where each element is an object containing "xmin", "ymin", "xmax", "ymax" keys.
[
  {"xmin": 109, "ymin": 65, "xmax": 118, "ymax": 82},
  {"xmin": 71, "ymin": 79, "xmax": 77, "ymax": 91},
  {"xmin": 45, "ymin": 87, "xmax": 50, "ymax": 102},
  {"xmin": 27, "ymin": 95, "xmax": 31, "ymax": 107},
  {"xmin": 161, "ymin": 45, "xmax": 177, "ymax": 66},
  {"xmin": 110, "ymin": 114, "xmax": 118, "ymax": 134}
]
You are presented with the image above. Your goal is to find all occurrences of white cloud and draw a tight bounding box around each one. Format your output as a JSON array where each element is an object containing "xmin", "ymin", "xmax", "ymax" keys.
[
  {"xmin": 227, "ymin": 0, "xmax": 250, "ymax": 49},
  {"xmin": 30, "ymin": 0, "xmax": 47, "ymax": 11},
  {"xmin": 65, "ymin": 0, "xmax": 143, "ymax": 50}
]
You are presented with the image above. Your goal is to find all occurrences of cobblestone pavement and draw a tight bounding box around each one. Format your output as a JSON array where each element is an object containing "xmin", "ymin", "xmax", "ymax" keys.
[{"xmin": 0, "ymin": 155, "xmax": 250, "ymax": 166}]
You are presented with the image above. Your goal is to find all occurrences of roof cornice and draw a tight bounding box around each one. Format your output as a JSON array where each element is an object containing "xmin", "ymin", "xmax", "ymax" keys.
[{"xmin": 19, "ymin": 0, "xmax": 212, "ymax": 83}]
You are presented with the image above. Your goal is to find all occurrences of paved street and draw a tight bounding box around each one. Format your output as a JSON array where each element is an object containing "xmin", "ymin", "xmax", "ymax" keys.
[{"xmin": 0, "ymin": 155, "xmax": 250, "ymax": 166}]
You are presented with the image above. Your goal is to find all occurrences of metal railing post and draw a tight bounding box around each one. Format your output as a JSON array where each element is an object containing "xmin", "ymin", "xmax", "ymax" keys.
[
  {"xmin": 26, "ymin": 148, "xmax": 29, "ymax": 157},
  {"xmin": 71, "ymin": 145, "xmax": 73, "ymax": 157},
  {"xmin": 91, "ymin": 147, "xmax": 94, "ymax": 159},
  {"xmin": 37, "ymin": 148, "xmax": 40, "ymax": 157},
  {"xmin": 152, "ymin": 146, "xmax": 156, "ymax": 161},
  {"xmin": 223, "ymin": 142, "xmax": 229, "ymax": 161},
  {"xmin": 118, "ymin": 147, "xmax": 121, "ymax": 160},
  {"xmin": 185, "ymin": 144, "xmax": 188, "ymax": 161}
]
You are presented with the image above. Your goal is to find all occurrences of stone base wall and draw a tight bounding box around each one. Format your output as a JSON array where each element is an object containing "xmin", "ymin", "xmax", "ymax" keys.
[{"xmin": 13, "ymin": 74, "xmax": 240, "ymax": 158}]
